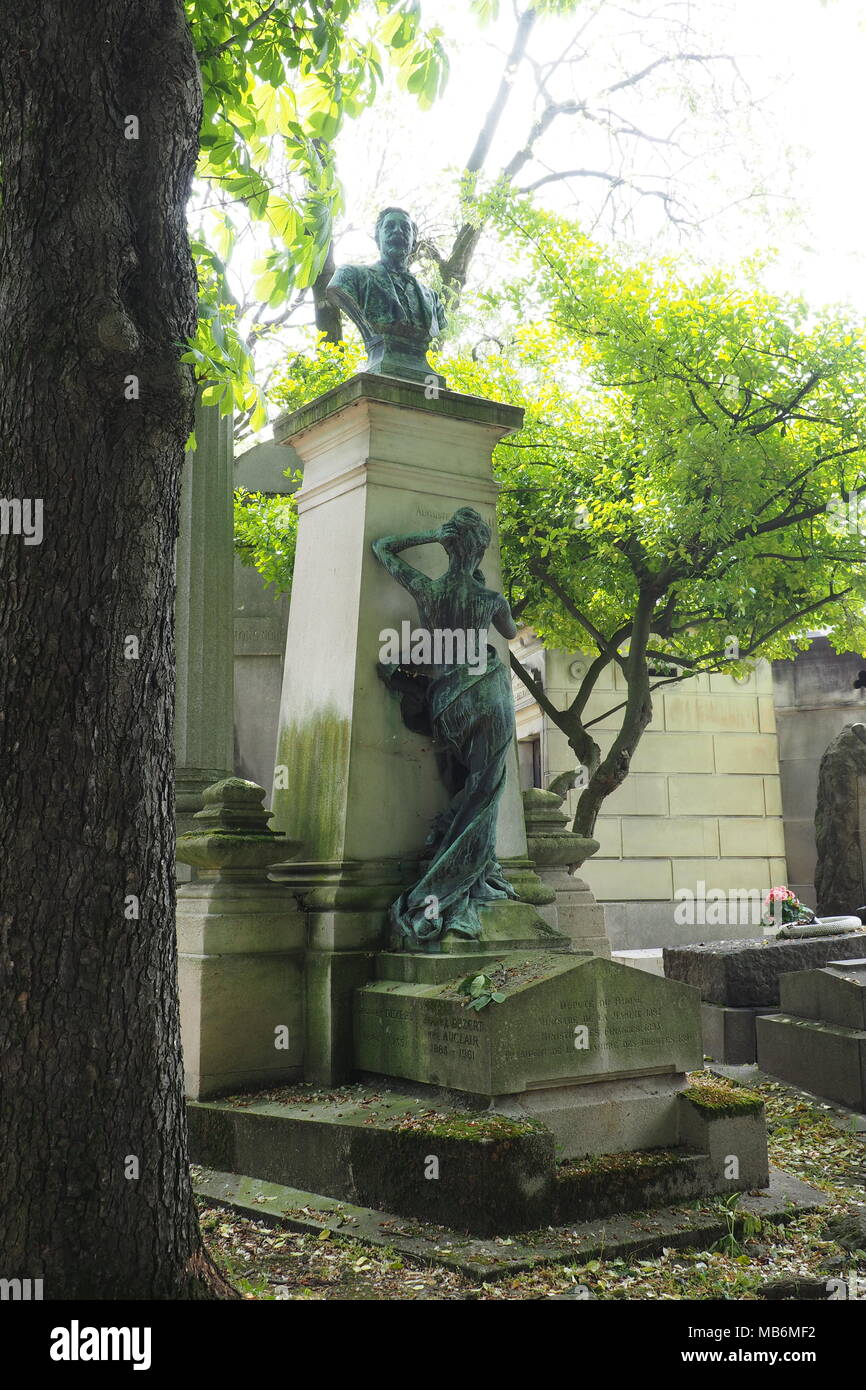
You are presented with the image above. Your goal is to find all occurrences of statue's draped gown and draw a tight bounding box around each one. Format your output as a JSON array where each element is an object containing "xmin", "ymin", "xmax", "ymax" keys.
[{"xmin": 385, "ymin": 571, "xmax": 519, "ymax": 947}]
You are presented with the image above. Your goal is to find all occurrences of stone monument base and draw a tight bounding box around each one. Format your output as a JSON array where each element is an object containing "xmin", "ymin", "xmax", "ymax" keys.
[
  {"xmin": 355, "ymin": 952, "xmax": 701, "ymax": 1102},
  {"xmin": 185, "ymin": 916, "xmax": 773, "ymax": 1233},
  {"xmin": 187, "ymin": 1072, "xmax": 768, "ymax": 1237},
  {"xmin": 353, "ymin": 945, "xmax": 739, "ymax": 1168},
  {"xmin": 548, "ymin": 874, "xmax": 610, "ymax": 956}
]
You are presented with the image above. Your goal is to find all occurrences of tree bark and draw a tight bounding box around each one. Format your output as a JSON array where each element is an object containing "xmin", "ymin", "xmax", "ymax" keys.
[
  {"xmin": 0, "ymin": 2, "xmax": 234, "ymax": 1298},
  {"xmin": 571, "ymin": 594, "xmax": 656, "ymax": 838}
]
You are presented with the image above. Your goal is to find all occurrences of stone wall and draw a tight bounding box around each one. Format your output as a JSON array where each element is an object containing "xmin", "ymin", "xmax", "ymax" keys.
[
  {"xmin": 512, "ymin": 634, "xmax": 785, "ymax": 949},
  {"xmin": 771, "ymin": 636, "xmax": 866, "ymax": 908},
  {"xmin": 233, "ymin": 565, "xmax": 289, "ymax": 793},
  {"xmin": 175, "ymin": 399, "xmax": 235, "ymax": 881},
  {"xmin": 232, "ymin": 440, "xmax": 296, "ymax": 792}
]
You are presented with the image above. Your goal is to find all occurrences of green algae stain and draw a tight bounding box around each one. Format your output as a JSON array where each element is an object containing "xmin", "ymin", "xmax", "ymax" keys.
[{"xmin": 273, "ymin": 709, "xmax": 351, "ymax": 858}]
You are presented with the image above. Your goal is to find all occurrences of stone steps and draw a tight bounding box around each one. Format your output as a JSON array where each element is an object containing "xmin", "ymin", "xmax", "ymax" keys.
[{"xmin": 187, "ymin": 1076, "xmax": 769, "ymax": 1237}]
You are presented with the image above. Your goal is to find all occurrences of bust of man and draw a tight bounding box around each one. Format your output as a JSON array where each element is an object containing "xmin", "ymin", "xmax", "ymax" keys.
[{"xmin": 326, "ymin": 207, "xmax": 446, "ymax": 387}]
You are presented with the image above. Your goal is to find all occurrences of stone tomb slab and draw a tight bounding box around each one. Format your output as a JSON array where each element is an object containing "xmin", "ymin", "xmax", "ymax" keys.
[
  {"xmin": 780, "ymin": 959, "xmax": 866, "ymax": 1031},
  {"xmin": 664, "ymin": 933, "xmax": 866, "ymax": 1008},
  {"xmin": 756, "ymin": 960, "xmax": 866, "ymax": 1109},
  {"xmin": 354, "ymin": 953, "xmax": 702, "ymax": 1098},
  {"xmin": 756, "ymin": 1013, "xmax": 866, "ymax": 1111}
]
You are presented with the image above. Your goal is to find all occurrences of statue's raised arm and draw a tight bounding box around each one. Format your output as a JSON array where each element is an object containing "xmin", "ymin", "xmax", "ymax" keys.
[{"xmin": 371, "ymin": 527, "xmax": 442, "ymax": 601}]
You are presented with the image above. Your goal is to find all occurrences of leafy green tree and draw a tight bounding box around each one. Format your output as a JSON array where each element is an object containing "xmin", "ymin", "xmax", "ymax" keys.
[
  {"xmin": 232, "ymin": 333, "xmax": 365, "ymax": 591},
  {"xmin": 234, "ymin": 487, "xmax": 300, "ymax": 594},
  {"xmin": 447, "ymin": 205, "xmax": 866, "ymax": 835}
]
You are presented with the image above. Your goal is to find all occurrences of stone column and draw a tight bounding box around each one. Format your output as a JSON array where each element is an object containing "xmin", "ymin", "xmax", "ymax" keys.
[
  {"xmin": 523, "ymin": 787, "xmax": 611, "ymax": 956},
  {"xmin": 267, "ymin": 374, "xmax": 554, "ymax": 1082},
  {"xmin": 175, "ymin": 396, "xmax": 235, "ymax": 842},
  {"xmin": 232, "ymin": 439, "xmax": 299, "ymax": 794}
]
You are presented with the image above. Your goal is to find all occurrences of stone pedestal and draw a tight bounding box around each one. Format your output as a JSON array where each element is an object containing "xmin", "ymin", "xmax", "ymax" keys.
[
  {"xmin": 267, "ymin": 375, "xmax": 552, "ymax": 1081},
  {"xmin": 356, "ymin": 954, "xmax": 701, "ymax": 1103},
  {"xmin": 176, "ymin": 778, "xmax": 305, "ymax": 1099},
  {"xmin": 522, "ymin": 787, "xmax": 610, "ymax": 955},
  {"xmin": 352, "ymin": 947, "xmax": 766, "ymax": 1177},
  {"xmin": 175, "ymin": 398, "xmax": 235, "ymax": 853}
]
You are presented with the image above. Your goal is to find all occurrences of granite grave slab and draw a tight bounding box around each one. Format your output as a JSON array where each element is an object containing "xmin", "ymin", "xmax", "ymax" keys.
[
  {"xmin": 664, "ymin": 933, "xmax": 866, "ymax": 1008},
  {"xmin": 756, "ymin": 959, "xmax": 866, "ymax": 1109}
]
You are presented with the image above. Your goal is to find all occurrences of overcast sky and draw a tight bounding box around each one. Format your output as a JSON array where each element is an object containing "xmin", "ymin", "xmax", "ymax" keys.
[{"xmin": 329, "ymin": 0, "xmax": 866, "ymax": 312}]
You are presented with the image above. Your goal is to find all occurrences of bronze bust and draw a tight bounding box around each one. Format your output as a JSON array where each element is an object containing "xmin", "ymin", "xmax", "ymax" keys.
[{"xmin": 327, "ymin": 207, "xmax": 446, "ymax": 387}]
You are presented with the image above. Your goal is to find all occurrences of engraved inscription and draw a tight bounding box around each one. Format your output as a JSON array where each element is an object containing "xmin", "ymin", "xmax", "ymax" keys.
[
  {"xmin": 355, "ymin": 968, "xmax": 700, "ymax": 1090},
  {"xmin": 234, "ymin": 618, "xmax": 285, "ymax": 655},
  {"xmin": 417, "ymin": 505, "xmax": 494, "ymax": 526}
]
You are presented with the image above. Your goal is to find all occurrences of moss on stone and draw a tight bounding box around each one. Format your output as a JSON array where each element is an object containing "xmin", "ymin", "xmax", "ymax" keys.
[
  {"xmin": 552, "ymin": 1147, "xmax": 705, "ymax": 1225},
  {"xmin": 388, "ymin": 1110, "xmax": 546, "ymax": 1142},
  {"xmin": 437, "ymin": 953, "xmax": 567, "ymax": 1000},
  {"xmin": 220, "ymin": 1082, "xmax": 361, "ymax": 1108},
  {"xmin": 681, "ymin": 1077, "xmax": 763, "ymax": 1118},
  {"xmin": 557, "ymin": 1148, "xmax": 685, "ymax": 1180}
]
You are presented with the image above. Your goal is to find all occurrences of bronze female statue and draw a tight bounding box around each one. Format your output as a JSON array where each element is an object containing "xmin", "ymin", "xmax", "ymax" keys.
[{"xmin": 373, "ymin": 507, "xmax": 519, "ymax": 949}]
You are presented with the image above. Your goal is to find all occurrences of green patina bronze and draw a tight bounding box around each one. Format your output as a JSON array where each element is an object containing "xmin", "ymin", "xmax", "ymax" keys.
[
  {"xmin": 327, "ymin": 206, "xmax": 446, "ymax": 387},
  {"xmin": 372, "ymin": 508, "xmax": 519, "ymax": 950}
]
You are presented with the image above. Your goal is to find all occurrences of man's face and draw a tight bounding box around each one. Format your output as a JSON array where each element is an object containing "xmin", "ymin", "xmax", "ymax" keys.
[{"xmin": 378, "ymin": 212, "xmax": 413, "ymax": 266}]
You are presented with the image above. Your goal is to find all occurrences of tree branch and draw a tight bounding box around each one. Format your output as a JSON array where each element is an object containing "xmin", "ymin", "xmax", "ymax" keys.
[
  {"xmin": 464, "ymin": 7, "xmax": 538, "ymax": 174},
  {"xmin": 509, "ymin": 649, "xmax": 560, "ymax": 724},
  {"xmin": 530, "ymin": 561, "xmax": 626, "ymax": 664},
  {"xmin": 604, "ymin": 52, "xmax": 741, "ymax": 96},
  {"xmin": 199, "ymin": 1, "xmax": 285, "ymax": 59},
  {"xmin": 567, "ymin": 651, "xmax": 611, "ymax": 718}
]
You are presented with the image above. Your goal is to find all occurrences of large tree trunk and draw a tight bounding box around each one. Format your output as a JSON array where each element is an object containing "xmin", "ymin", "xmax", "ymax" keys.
[{"xmin": 0, "ymin": 2, "xmax": 233, "ymax": 1298}]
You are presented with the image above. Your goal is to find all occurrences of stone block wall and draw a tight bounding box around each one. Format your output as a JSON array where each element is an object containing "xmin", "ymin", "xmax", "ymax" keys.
[
  {"xmin": 771, "ymin": 636, "xmax": 866, "ymax": 908},
  {"xmin": 512, "ymin": 635, "xmax": 785, "ymax": 949}
]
